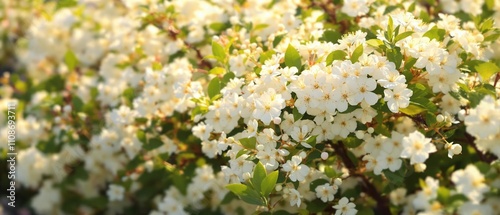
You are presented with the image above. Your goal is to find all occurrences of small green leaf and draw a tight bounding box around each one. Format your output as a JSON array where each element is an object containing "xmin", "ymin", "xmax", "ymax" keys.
[
  {"xmin": 320, "ymin": 30, "xmax": 342, "ymax": 43},
  {"xmin": 144, "ymin": 138, "xmax": 163, "ymax": 150},
  {"xmin": 399, "ymin": 104, "xmax": 427, "ymax": 116},
  {"xmin": 64, "ymin": 50, "xmax": 79, "ymax": 71},
  {"xmin": 394, "ymin": 31, "xmax": 414, "ymax": 42},
  {"xmin": 273, "ymin": 34, "xmax": 286, "ymax": 47},
  {"xmin": 226, "ymin": 184, "xmax": 265, "ymax": 206},
  {"xmin": 208, "ymin": 77, "xmax": 221, "ymax": 99},
  {"xmin": 56, "ymin": 0, "xmax": 77, "ymax": 10},
  {"xmin": 212, "ymin": 41, "xmax": 226, "ymax": 62},
  {"xmin": 486, "ymin": 0, "xmax": 495, "ymax": 10},
  {"xmin": 325, "ymin": 166, "xmax": 338, "ymax": 178},
  {"xmin": 209, "ymin": 67, "xmax": 226, "ymax": 75},
  {"xmin": 261, "ymin": 170, "xmax": 279, "ymax": 196},
  {"xmin": 305, "ymin": 135, "xmax": 318, "ymax": 148},
  {"xmin": 366, "ymin": 39, "xmax": 384, "ymax": 48},
  {"xmin": 260, "ymin": 50, "xmax": 276, "ymax": 64},
  {"xmin": 388, "ymin": 16, "xmax": 394, "ymax": 41},
  {"xmin": 350, "ymin": 45, "xmax": 363, "ymax": 63},
  {"xmin": 326, "ymin": 50, "xmax": 347, "ymax": 65},
  {"xmin": 252, "ymin": 162, "xmax": 267, "ymax": 192},
  {"xmin": 344, "ymin": 136, "xmax": 363, "ymax": 148},
  {"xmin": 475, "ymin": 62, "xmax": 500, "ymax": 81},
  {"xmin": 285, "ymin": 44, "xmax": 302, "ymax": 69},
  {"xmin": 383, "ymin": 169, "xmax": 404, "ymax": 185},
  {"xmin": 209, "ymin": 22, "xmax": 230, "ymax": 32},
  {"xmin": 239, "ymin": 137, "xmax": 257, "ymax": 149},
  {"xmin": 293, "ymin": 107, "xmax": 303, "ymax": 120},
  {"xmin": 72, "ymin": 96, "xmax": 84, "ymax": 112},
  {"xmin": 423, "ymin": 27, "xmax": 446, "ymax": 41}
]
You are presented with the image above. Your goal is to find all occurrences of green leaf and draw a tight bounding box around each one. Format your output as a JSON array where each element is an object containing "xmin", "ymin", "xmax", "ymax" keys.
[
  {"xmin": 209, "ymin": 22, "xmax": 230, "ymax": 32},
  {"xmin": 486, "ymin": 0, "xmax": 495, "ymax": 10},
  {"xmin": 484, "ymin": 32, "xmax": 500, "ymax": 42},
  {"xmin": 399, "ymin": 104, "xmax": 427, "ymax": 116},
  {"xmin": 394, "ymin": 31, "xmax": 414, "ymax": 42},
  {"xmin": 144, "ymin": 138, "xmax": 163, "ymax": 150},
  {"xmin": 72, "ymin": 96, "xmax": 84, "ymax": 112},
  {"xmin": 325, "ymin": 166, "xmax": 338, "ymax": 178},
  {"xmin": 212, "ymin": 41, "xmax": 226, "ymax": 62},
  {"xmin": 292, "ymin": 107, "xmax": 303, "ymax": 121},
  {"xmin": 383, "ymin": 169, "xmax": 404, "ymax": 185},
  {"xmin": 387, "ymin": 46, "xmax": 403, "ymax": 69},
  {"xmin": 357, "ymin": 207, "xmax": 375, "ymax": 215},
  {"xmin": 366, "ymin": 39, "xmax": 384, "ymax": 48},
  {"xmin": 306, "ymin": 199, "xmax": 328, "ymax": 213},
  {"xmin": 239, "ymin": 137, "xmax": 257, "ymax": 149},
  {"xmin": 305, "ymin": 135, "xmax": 318, "ymax": 147},
  {"xmin": 209, "ymin": 67, "xmax": 226, "ymax": 75},
  {"xmin": 261, "ymin": 170, "xmax": 279, "ymax": 196},
  {"xmin": 384, "ymin": 5, "xmax": 398, "ymax": 15},
  {"xmin": 285, "ymin": 44, "xmax": 302, "ymax": 69},
  {"xmin": 208, "ymin": 77, "xmax": 221, "ymax": 99},
  {"xmin": 475, "ymin": 62, "xmax": 500, "ymax": 81},
  {"xmin": 260, "ymin": 50, "xmax": 276, "ymax": 64},
  {"xmin": 226, "ymin": 184, "xmax": 265, "ymax": 206},
  {"xmin": 344, "ymin": 136, "xmax": 363, "ymax": 148},
  {"xmin": 309, "ymin": 179, "xmax": 329, "ymax": 191},
  {"xmin": 136, "ymin": 130, "xmax": 147, "ymax": 143},
  {"xmin": 326, "ymin": 50, "xmax": 347, "ymax": 65},
  {"xmin": 273, "ymin": 34, "xmax": 286, "ymax": 47},
  {"xmin": 387, "ymin": 16, "xmax": 394, "ymax": 41},
  {"xmin": 423, "ymin": 27, "xmax": 446, "ymax": 41},
  {"xmin": 64, "ymin": 50, "xmax": 79, "ymax": 71},
  {"xmin": 252, "ymin": 162, "xmax": 267, "ymax": 192},
  {"xmin": 320, "ymin": 30, "xmax": 342, "ymax": 43},
  {"xmin": 350, "ymin": 45, "xmax": 363, "ymax": 63},
  {"xmin": 56, "ymin": 0, "xmax": 77, "ymax": 10}
]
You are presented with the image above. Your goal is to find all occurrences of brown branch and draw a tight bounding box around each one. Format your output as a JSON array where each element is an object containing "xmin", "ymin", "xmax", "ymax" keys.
[
  {"xmin": 310, "ymin": 0, "xmax": 349, "ymax": 34},
  {"xmin": 166, "ymin": 22, "xmax": 212, "ymax": 70},
  {"xmin": 330, "ymin": 141, "xmax": 391, "ymax": 215},
  {"xmin": 493, "ymin": 72, "xmax": 500, "ymax": 88}
]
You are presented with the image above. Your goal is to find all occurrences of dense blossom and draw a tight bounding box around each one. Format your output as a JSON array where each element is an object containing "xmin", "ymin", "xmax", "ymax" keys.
[{"xmin": 1, "ymin": 0, "xmax": 500, "ymax": 214}]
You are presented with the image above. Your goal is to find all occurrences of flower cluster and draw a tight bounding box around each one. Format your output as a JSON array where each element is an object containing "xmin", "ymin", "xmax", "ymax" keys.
[{"xmin": 1, "ymin": 0, "xmax": 500, "ymax": 214}]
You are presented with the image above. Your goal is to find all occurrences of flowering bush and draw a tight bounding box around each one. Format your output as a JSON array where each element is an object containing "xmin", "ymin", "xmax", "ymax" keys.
[{"xmin": 1, "ymin": 0, "xmax": 500, "ymax": 214}]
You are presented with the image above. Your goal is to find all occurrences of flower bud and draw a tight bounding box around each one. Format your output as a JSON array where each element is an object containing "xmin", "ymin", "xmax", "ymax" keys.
[
  {"xmin": 273, "ymin": 117, "xmax": 282, "ymax": 124},
  {"xmin": 321, "ymin": 152, "xmax": 329, "ymax": 160},
  {"xmin": 436, "ymin": 114, "xmax": 445, "ymax": 122},
  {"xmin": 367, "ymin": 127, "xmax": 374, "ymax": 134},
  {"xmin": 414, "ymin": 163, "xmax": 427, "ymax": 172},
  {"xmin": 451, "ymin": 144, "xmax": 462, "ymax": 155}
]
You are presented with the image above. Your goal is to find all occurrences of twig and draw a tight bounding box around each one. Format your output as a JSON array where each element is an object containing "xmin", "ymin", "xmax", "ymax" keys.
[{"xmin": 330, "ymin": 141, "xmax": 391, "ymax": 215}]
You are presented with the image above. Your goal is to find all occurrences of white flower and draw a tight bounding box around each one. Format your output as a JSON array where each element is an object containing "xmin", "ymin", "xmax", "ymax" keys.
[
  {"xmin": 107, "ymin": 184, "xmax": 125, "ymax": 201},
  {"xmin": 445, "ymin": 142, "xmax": 462, "ymax": 158},
  {"xmin": 158, "ymin": 196, "xmax": 188, "ymax": 215},
  {"xmin": 315, "ymin": 183, "xmax": 337, "ymax": 202},
  {"xmin": 458, "ymin": 202, "xmax": 493, "ymax": 215},
  {"xmin": 253, "ymin": 88, "xmax": 285, "ymax": 125},
  {"xmin": 346, "ymin": 76, "xmax": 378, "ymax": 105},
  {"xmin": 333, "ymin": 197, "xmax": 358, "ymax": 215},
  {"xmin": 384, "ymin": 83, "xmax": 413, "ymax": 113},
  {"xmin": 282, "ymin": 155, "xmax": 310, "ymax": 182},
  {"xmin": 465, "ymin": 96, "xmax": 500, "ymax": 139},
  {"xmin": 451, "ymin": 165, "xmax": 489, "ymax": 204},
  {"xmin": 400, "ymin": 131, "xmax": 436, "ymax": 164},
  {"xmin": 288, "ymin": 188, "xmax": 302, "ymax": 207},
  {"xmin": 342, "ymin": 0, "xmax": 370, "ymax": 17}
]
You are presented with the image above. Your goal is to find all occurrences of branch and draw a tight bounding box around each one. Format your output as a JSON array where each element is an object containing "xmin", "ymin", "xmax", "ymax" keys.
[{"xmin": 330, "ymin": 141, "xmax": 391, "ymax": 215}]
